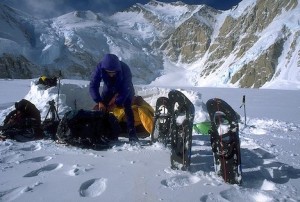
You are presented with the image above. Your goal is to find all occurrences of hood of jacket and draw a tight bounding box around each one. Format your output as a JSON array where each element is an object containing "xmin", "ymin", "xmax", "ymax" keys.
[{"xmin": 101, "ymin": 54, "xmax": 121, "ymax": 72}]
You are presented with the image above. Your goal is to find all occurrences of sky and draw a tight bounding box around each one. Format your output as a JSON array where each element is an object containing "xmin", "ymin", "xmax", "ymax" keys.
[{"xmin": 0, "ymin": 0, "xmax": 242, "ymax": 18}]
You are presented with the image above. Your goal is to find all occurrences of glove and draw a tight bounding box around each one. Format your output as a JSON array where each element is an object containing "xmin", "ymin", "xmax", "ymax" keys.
[{"xmin": 98, "ymin": 102, "xmax": 107, "ymax": 112}]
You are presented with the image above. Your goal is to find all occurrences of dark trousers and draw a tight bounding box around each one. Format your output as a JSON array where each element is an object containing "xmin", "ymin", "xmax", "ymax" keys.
[{"xmin": 101, "ymin": 91, "xmax": 136, "ymax": 136}]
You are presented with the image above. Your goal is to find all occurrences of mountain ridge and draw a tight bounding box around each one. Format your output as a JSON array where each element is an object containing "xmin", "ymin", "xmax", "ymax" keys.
[{"xmin": 0, "ymin": 0, "xmax": 299, "ymax": 88}]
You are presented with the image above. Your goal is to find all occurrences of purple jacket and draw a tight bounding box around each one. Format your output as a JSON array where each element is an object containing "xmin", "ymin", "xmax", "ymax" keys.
[{"xmin": 89, "ymin": 54, "xmax": 135, "ymax": 106}]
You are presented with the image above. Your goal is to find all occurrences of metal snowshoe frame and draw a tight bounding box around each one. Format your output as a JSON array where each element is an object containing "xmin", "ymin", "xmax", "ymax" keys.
[
  {"xmin": 151, "ymin": 90, "xmax": 195, "ymax": 170},
  {"xmin": 206, "ymin": 98, "xmax": 242, "ymax": 184},
  {"xmin": 151, "ymin": 96, "xmax": 172, "ymax": 145},
  {"xmin": 169, "ymin": 90, "xmax": 195, "ymax": 171}
]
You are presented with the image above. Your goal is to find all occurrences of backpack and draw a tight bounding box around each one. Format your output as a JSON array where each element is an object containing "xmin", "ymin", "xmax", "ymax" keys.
[
  {"xmin": 0, "ymin": 99, "xmax": 43, "ymax": 142},
  {"xmin": 37, "ymin": 76, "xmax": 57, "ymax": 87},
  {"xmin": 1, "ymin": 111, "xmax": 42, "ymax": 142},
  {"xmin": 56, "ymin": 109, "xmax": 120, "ymax": 149}
]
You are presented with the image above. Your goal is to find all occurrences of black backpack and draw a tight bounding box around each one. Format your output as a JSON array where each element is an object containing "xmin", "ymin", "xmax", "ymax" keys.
[
  {"xmin": 0, "ymin": 99, "xmax": 43, "ymax": 142},
  {"xmin": 56, "ymin": 109, "xmax": 120, "ymax": 149},
  {"xmin": 0, "ymin": 112, "xmax": 42, "ymax": 142}
]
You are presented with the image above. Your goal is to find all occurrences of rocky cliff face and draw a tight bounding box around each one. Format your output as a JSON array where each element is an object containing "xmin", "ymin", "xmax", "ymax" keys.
[
  {"xmin": 0, "ymin": 54, "xmax": 42, "ymax": 78},
  {"xmin": 0, "ymin": 0, "xmax": 299, "ymax": 88},
  {"xmin": 160, "ymin": 6, "xmax": 218, "ymax": 63},
  {"xmin": 201, "ymin": 0, "xmax": 299, "ymax": 87},
  {"xmin": 159, "ymin": 0, "xmax": 299, "ymax": 88}
]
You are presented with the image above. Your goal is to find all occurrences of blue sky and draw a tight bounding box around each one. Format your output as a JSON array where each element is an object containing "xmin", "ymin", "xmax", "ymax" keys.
[{"xmin": 0, "ymin": 0, "xmax": 242, "ymax": 18}]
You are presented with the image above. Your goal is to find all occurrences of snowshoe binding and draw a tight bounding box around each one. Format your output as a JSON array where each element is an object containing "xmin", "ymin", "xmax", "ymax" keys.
[{"xmin": 151, "ymin": 96, "xmax": 172, "ymax": 145}]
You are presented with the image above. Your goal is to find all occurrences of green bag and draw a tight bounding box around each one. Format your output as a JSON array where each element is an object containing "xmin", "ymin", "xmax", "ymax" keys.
[{"xmin": 193, "ymin": 121, "xmax": 211, "ymax": 135}]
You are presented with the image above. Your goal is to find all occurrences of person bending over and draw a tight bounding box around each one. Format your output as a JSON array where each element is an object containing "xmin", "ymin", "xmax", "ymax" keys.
[{"xmin": 89, "ymin": 53, "xmax": 138, "ymax": 142}]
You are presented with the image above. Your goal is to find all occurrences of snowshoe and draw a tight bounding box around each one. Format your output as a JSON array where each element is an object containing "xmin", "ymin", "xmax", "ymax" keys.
[
  {"xmin": 151, "ymin": 96, "xmax": 172, "ymax": 145},
  {"xmin": 206, "ymin": 98, "xmax": 242, "ymax": 184},
  {"xmin": 169, "ymin": 90, "xmax": 195, "ymax": 171}
]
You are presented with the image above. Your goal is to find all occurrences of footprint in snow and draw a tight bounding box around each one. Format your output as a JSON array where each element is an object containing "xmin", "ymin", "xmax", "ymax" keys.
[
  {"xmin": 220, "ymin": 187, "xmax": 274, "ymax": 202},
  {"xmin": 67, "ymin": 164, "xmax": 94, "ymax": 176},
  {"xmin": 0, "ymin": 140, "xmax": 13, "ymax": 152},
  {"xmin": 0, "ymin": 153, "xmax": 23, "ymax": 164},
  {"xmin": 19, "ymin": 143, "xmax": 42, "ymax": 151},
  {"xmin": 161, "ymin": 175, "xmax": 201, "ymax": 188},
  {"xmin": 0, "ymin": 182, "xmax": 42, "ymax": 201},
  {"xmin": 23, "ymin": 163, "xmax": 63, "ymax": 177},
  {"xmin": 19, "ymin": 156, "xmax": 52, "ymax": 164},
  {"xmin": 0, "ymin": 187, "xmax": 27, "ymax": 202},
  {"xmin": 200, "ymin": 193, "xmax": 227, "ymax": 202},
  {"xmin": 79, "ymin": 178, "xmax": 107, "ymax": 197}
]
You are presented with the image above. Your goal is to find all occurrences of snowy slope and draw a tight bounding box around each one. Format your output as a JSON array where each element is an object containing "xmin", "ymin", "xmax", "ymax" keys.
[{"xmin": 0, "ymin": 79, "xmax": 300, "ymax": 202}]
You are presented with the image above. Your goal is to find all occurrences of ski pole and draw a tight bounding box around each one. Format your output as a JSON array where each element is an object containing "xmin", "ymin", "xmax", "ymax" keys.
[
  {"xmin": 239, "ymin": 95, "xmax": 246, "ymax": 126},
  {"xmin": 57, "ymin": 70, "xmax": 62, "ymax": 112},
  {"xmin": 74, "ymin": 99, "xmax": 77, "ymax": 110}
]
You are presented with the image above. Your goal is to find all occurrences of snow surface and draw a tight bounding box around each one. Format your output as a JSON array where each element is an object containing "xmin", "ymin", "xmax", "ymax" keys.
[{"xmin": 0, "ymin": 78, "xmax": 300, "ymax": 202}]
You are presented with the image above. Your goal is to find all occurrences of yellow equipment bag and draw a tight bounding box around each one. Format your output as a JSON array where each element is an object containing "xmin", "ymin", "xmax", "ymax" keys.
[{"xmin": 111, "ymin": 96, "xmax": 154, "ymax": 135}]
